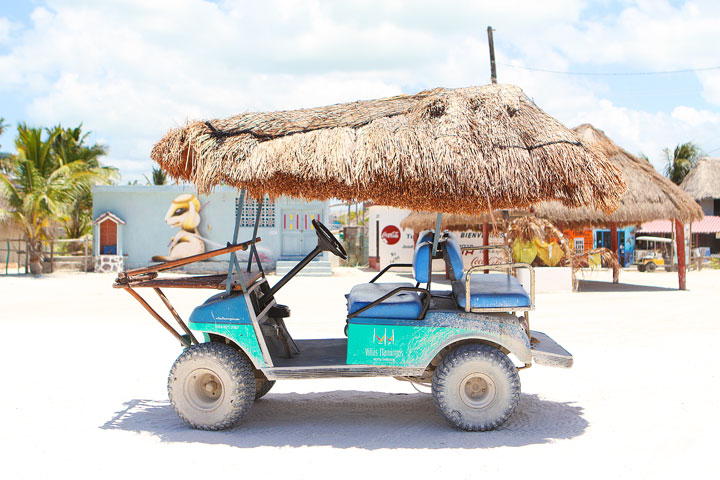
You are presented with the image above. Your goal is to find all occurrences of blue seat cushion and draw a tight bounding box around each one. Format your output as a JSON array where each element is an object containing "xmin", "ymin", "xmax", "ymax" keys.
[
  {"xmin": 347, "ymin": 282, "xmax": 422, "ymax": 319},
  {"xmin": 452, "ymin": 274, "xmax": 530, "ymax": 309}
]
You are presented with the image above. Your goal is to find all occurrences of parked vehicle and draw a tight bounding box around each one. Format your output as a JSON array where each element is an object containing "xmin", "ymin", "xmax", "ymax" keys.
[
  {"xmin": 634, "ymin": 236, "xmax": 673, "ymax": 272},
  {"xmin": 116, "ymin": 198, "xmax": 572, "ymax": 432}
]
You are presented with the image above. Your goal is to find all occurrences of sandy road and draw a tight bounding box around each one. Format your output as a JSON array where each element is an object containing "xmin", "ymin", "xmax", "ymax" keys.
[{"xmin": 1, "ymin": 267, "xmax": 718, "ymax": 479}]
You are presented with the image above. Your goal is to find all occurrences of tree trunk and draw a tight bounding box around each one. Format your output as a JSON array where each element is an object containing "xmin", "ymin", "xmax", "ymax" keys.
[{"xmin": 28, "ymin": 240, "xmax": 43, "ymax": 275}]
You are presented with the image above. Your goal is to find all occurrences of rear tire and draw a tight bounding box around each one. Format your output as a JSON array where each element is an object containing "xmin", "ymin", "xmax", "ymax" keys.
[
  {"xmin": 168, "ymin": 343, "xmax": 255, "ymax": 430},
  {"xmin": 254, "ymin": 377, "xmax": 275, "ymax": 401},
  {"xmin": 432, "ymin": 344, "xmax": 520, "ymax": 431},
  {"xmin": 637, "ymin": 264, "xmax": 646, "ymax": 272},
  {"xmin": 646, "ymin": 262, "xmax": 657, "ymax": 272}
]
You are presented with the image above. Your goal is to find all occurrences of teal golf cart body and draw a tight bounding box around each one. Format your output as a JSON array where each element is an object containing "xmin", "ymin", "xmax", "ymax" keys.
[{"xmin": 116, "ymin": 198, "xmax": 572, "ymax": 432}]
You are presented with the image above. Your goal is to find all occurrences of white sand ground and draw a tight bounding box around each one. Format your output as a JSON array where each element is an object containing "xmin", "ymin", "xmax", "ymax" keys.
[{"xmin": 1, "ymin": 267, "xmax": 718, "ymax": 479}]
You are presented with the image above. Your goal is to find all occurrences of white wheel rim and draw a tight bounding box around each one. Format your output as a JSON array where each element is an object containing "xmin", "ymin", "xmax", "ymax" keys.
[
  {"xmin": 184, "ymin": 368, "xmax": 225, "ymax": 411},
  {"xmin": 459, "ymin": 372, "xmax": 496, "ymax": 409}
]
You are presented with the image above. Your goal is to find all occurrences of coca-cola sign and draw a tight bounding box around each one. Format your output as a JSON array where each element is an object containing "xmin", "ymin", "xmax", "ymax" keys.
[{"xmin": 381, "ymin": 225, "xmax": 401, "ymax": 245}]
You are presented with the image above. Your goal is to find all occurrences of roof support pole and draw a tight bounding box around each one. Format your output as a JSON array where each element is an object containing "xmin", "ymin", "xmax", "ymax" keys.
[
  {"xmin": 675, "ymin": 219, "xmax": 686, "ymax": 290},
  {"xmin": 483, "ymin": 221, "xmax": 490, "ymax": 274},
  {"xmin": 431, "ymin": 213, "xmax": 443, "ymax": 256},
  {"xmin": 610, "ymin": 222, "xmax": 619, "ymax": 283},
  {"xmin": 226, "ymin": 190, "xmax": 246, "ymax": 295}
]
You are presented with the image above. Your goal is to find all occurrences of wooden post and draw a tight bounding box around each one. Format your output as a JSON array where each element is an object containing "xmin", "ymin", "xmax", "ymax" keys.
[
  {"xmin": 483, "ymin": 221, "xmax": 490, "ymax": 273},
  {"xmin": 675, "ymin": 219, "xmax": 686, "ymax": 290},
  {"xmin": 84, "ymin": 237, "xmax": 89, "ymax": 272},
  {"xmin": 487, "ymin": 26, "xmax": 497, "ymax": 84},
  {"xmin": 610, "ymin": 222, "xmax": 619, "ymax": 283}
]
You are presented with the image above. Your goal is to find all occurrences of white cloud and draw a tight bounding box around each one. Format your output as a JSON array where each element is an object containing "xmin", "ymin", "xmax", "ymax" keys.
[{"xmin": 0, "ymin": 0, "xmax": 718, "ymax": 181}]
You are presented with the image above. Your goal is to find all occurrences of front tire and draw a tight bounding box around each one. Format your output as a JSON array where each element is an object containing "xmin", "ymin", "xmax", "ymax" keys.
[
  {"xmin": 254, "ymin": 377, "xmax": 275, "ymax": 401},
  {"xmin": 432, "ymin": 344, "xmax": 520, "ymax": 431},
  {"xmin": 168, "ymin": 343, "xmax": 255, "ymax": 430},
  {"xmin": 646, "ymin": 262, "xmax": 657, "ymax": 272}
]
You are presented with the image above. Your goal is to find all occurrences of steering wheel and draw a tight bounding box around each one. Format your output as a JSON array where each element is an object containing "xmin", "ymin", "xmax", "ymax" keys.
[{"xmin": 312, "ymin": 219, "xmax": 348, "ymax": 260}]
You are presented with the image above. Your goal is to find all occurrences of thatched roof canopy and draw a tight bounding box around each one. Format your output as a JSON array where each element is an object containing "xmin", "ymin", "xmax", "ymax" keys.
[
  {"xmin": 399, "ymin": 210, "xmax": 529, "ymax": 232},
  {"xmin": 680, "ymin": 157, "xmax": 720, "ymax": 201},
  {"xmin": 534, "ymin": 124, "xmax": 703, "ymax": 227},
  {"xmin": 152, "ymin": 84, "xmax": 625, "ymax": 215}
]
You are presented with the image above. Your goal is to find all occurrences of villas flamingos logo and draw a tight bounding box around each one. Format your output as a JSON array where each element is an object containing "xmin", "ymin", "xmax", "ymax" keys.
[{"xmin": 373, "ymin": 328, "xmax": 395, "ymax": 345}]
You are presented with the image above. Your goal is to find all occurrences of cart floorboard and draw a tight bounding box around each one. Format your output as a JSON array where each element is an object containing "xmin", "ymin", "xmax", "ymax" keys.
[{"xmin": 262, "ymin": 338, "xmax": 424, "ymax": 379}]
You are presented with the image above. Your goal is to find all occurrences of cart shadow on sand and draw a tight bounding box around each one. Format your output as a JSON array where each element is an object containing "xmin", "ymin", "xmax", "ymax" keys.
[{"xmin": 101, "ymin": 391, "xmax": 587, "ymax": 449}]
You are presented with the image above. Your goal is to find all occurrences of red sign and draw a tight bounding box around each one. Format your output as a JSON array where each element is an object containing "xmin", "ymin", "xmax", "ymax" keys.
[{"xmin": 381, "ymin": 225, "xmax": 401, "ymax": 245}]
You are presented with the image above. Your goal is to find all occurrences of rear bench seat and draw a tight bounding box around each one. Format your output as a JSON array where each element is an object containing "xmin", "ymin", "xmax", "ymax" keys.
[
  {"xmin": 452, "ymin": 275, "xmax": 531, "ymax": 309},
  {"xmin": 441, "ymin": 235, "xmax": 531, "ymax": 310},
  {"xmin": 346, "ymin": 239, "xmax": 433, "ymax": 319}
]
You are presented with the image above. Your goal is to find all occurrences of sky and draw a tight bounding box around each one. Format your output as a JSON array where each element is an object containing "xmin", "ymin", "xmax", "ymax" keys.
[{"xmin": 0, "ymin": 0, "xmax": 719, "ymax": 183}]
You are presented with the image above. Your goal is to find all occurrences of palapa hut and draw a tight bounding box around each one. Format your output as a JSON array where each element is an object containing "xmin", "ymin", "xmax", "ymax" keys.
[
  {"xmin": 534, "ymin": 124, "xmax": 703, "ymax": 289},
  {"xmin": 680, "ymin": 157, "xmax": 720, "ymax": 214},
  {"xmin": 679, "ymin": 157, "xmax": 720, "ymax": 254},
  {"xmin": 400, "ymin": 212, "xmax": 497, "ymax": 232},
  {"xmin": 151, "ymin": 84, "xmax": 624, "ymax": 217},
  {"xmin": 399, "ymin": 210, "xmax": 518, "ymax": 267}
]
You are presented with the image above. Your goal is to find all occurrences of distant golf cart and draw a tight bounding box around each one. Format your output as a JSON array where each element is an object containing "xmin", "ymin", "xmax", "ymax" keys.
[
  {"xmin": 635, "ymin": 236, "xmax": 673, "ymax": 272},
  {"xmin": 118, "ymin": 84, "xmax": 626, "ymax": 432}
]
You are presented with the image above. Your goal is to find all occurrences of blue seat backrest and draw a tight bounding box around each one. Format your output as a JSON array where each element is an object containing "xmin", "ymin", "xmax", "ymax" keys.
[
  {"xmin": 443, "ymin": 236, "xmax": 464, "ymax": 281},
  {"xmin": 413, "ymin": 241, "xmax": 432, "ymax": 283}
]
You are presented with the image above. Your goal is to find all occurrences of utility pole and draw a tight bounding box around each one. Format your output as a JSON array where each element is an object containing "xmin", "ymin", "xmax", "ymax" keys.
[
  {"xmin": 482, "ymin": 26, "xmax": 497, "ymax": 269},
  {"xmin": 487, "ymin": 26, "xmax": 497, "ymax": 84}
]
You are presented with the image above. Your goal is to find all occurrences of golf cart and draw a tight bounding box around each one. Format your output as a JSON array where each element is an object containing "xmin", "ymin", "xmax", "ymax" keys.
[
  {"xmin": 634, "ymin": 236, "xmax": 673, "ymax": 272},
  {"xmin": 116, "ymin": 197, "xmax": 572, "ymax": 431},
  {"xmin": 119, "ymin": 83, "xmax": 626, "ymax": 431}
]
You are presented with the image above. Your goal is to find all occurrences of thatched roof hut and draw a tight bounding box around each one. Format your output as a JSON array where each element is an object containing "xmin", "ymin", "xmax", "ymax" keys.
[
  {"xmin": 400, "ymin": 212, "xmax": 494, "ymax": 232},
  {"xmin": 533, "ymin": 124, "xmax": 703, "ymax": 227},
  {"xmin": 680, "ymin": 157, "xmax": 720, "ymax": 201},
  {"xmin": 152, "ymin": 84, "xmax": 624, "ymax": 215},
  {"xmin": 399, "ymin": 210, "xmax": 528, "ymax": 232}
]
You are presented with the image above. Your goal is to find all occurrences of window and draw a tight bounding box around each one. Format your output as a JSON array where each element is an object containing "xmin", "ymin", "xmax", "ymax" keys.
[
  {"xmin": 240, "ymin": 197, "xmax": 275, "ymax": 227},
  {"xmin": 573, "ymin": 238, "xmax": 584, "ymax": 254}
]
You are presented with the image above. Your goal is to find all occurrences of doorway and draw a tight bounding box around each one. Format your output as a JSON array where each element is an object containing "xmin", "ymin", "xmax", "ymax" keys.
[{"xmin": 281, "ymin": 209, "xmax": 322, "ymax": 257}]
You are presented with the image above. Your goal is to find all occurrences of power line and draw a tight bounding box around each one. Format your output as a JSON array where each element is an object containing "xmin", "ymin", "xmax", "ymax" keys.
[{"xmin": 499, "ymin": 64, "xmax": 720, "ymax": 76}]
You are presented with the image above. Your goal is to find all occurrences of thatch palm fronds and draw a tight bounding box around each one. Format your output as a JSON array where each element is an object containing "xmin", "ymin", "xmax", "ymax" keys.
[
  {"xmin": 152, "ymin": 84, "xmax": 625, "ymax": 215},
  {"xmin": 400, "ymin": 211, "xmax": 500, "ymax": 232},
  {"xmin": 535, "ymin": 124, "xmax": 703, "ymax": 227},
  {"xmin": 505, "ymin": 216, "xmax": 619, "ymax": 288},
  {"xmin": 680, "ymin": 157, "xmax": 720, "ymax": 201}
]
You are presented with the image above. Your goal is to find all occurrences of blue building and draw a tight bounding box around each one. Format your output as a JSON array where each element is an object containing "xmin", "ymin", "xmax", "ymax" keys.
[
  {"xmin": 593, "ymin": 226, "xmax": 636, "ymax": 267},
  {"xmin": 92, "ymin": 185, "xmax": 328, "ymax": 272}
]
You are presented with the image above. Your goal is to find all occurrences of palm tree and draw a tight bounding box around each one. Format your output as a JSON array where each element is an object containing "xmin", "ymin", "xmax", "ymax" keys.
[
  {"xmin": 51, "ymin": 125, "xmax": 117, "ymax": 241},
  {"xmin": 0, "ymin": 125, "xmax": 110, "ymax": 273},
  {"xmin": 1, "ymin": 117, "xmax": 13, "ymax": 173},
  {"xmin": 664, "ymin": 142, "xmax": 702, "ymax": 185},
  {"xmin": 144, "ymin": 165, "xmax": 167, "ymax": 185}
]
